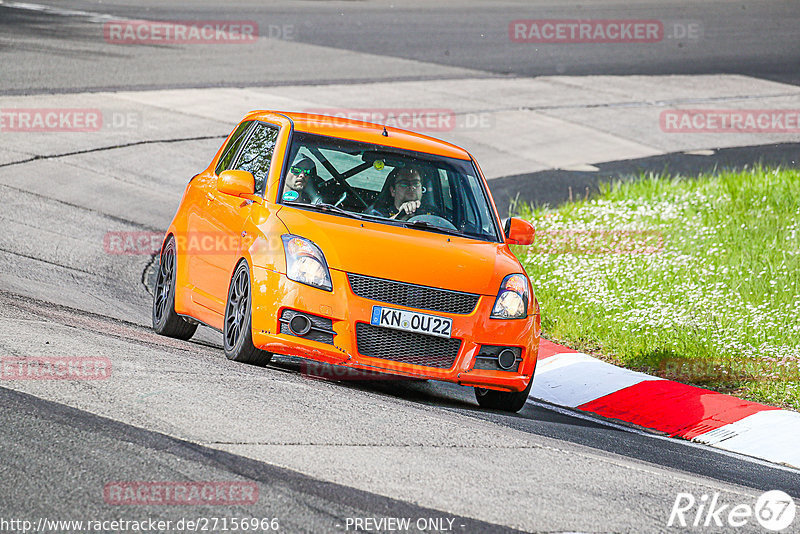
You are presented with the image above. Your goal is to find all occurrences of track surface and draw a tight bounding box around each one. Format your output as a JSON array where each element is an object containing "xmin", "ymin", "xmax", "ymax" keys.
[
  {"xmin": 1, "ymin": 0, "xmax": 799, "ymax": 94},
  {"xmin": 1, "ymin": 1, "xmax": 799, "ymax": 532}
]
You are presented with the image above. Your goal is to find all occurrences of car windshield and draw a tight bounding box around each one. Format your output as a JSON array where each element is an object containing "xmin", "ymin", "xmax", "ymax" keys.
[{"xmin": 279, "ymin": 131, "xmax": 501, "ymax": 242}]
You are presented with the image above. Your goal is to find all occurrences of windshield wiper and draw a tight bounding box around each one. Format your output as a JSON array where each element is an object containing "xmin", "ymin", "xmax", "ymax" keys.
[
  {"xmin": 400, "ymin": 220, "xmax": 466, "ymax": 237},
  {"xmin": 358, "ymin": 212, "xmax": 396, "ymax": 223},
  {"xmin": 292, "ymin": 202, "xmax": 363, "ymax": 220}
]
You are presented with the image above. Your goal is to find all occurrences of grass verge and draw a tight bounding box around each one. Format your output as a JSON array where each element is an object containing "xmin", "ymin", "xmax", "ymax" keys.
[{"xmin": 516, "ymin": 166, "xmax": 800, "ymax": 411}]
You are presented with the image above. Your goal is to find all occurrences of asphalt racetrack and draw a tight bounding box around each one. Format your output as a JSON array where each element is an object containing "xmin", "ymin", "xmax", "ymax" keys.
[{"xmin": 1, "ymin": 1, "xmax": 799, "ymax": 532}]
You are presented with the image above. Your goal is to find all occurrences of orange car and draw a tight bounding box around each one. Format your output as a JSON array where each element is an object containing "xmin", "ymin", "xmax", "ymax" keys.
[{"xmin": 152, "ymin": 111, "xmax": 540, "ymax": 412}]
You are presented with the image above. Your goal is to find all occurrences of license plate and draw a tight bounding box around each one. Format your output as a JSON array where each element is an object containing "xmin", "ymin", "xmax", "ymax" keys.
[{"xmin": 370, "ymin": 306, "xmax": 452, "ymax": 339}]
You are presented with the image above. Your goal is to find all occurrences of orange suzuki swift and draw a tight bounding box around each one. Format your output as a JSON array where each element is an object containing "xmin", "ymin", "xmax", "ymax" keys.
[{"xmin": 153, "ymin": 111, "xmax": 540, "ymax": 412}]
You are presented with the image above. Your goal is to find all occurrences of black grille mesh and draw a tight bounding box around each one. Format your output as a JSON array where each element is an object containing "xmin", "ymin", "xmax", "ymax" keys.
[
  {"xmin": 356, "ymin": 323, "xmax": 461, "ymax": 369},
  {"xmin": 348, "ymin": 273, "xmax": 479, "ymax": 315}
]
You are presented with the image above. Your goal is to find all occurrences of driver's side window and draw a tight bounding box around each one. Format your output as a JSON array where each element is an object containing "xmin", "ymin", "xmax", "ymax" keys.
[{"xmin": 233, "ymin": 122, "xmax": 280, "ymax": 193}]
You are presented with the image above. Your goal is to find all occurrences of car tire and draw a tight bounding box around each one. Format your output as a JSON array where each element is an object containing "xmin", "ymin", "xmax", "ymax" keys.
[
  {"xmin": 474, "ymin": 377, "xmax": 533, "ymax": 413},
  {"xmin": 152, "ymin": 236, "xmax": 198, "ymax": 340},
  {"xmin": 223, "ymin": 260, "xmax": 273, "ymax": 366}
]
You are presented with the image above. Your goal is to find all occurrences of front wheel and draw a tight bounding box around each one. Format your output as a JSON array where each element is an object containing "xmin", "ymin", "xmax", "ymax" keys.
[
  {"xmin": 474, "ymin": 377, "xmax": 533, "ymax": 413},
  {"xmin": 152, "ymin": 237, "xmax": 197, "ymax": 340},
  {"xmin": 223, "ymin": 261, "xmax": 273, "ymax": 366}
]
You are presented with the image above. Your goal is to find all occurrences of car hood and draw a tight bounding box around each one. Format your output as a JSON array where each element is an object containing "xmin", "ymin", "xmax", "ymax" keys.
[{"xmin": 275, "ymin": 207, "xmax": 522, "ymax": 295}]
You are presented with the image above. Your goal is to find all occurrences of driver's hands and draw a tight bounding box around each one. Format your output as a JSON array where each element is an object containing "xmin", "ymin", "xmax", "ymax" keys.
[{"xmin": 398, "ymin": 200, "xmax": 421, "ymax": 216}]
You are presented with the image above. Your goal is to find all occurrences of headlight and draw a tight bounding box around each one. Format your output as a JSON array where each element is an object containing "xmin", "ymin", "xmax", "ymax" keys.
[
  {"xmin": 490, "ymin": 274, "xmax": 529, "ymax": 319},
  {"xmin": 281, "ymin": 235, "xmax": 332, "ymax": 291}
]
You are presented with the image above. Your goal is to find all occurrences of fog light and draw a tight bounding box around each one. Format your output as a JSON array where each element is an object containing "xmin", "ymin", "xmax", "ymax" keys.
[
  {"xmin": 497, "ymin": 348, "xmax": 517, "ymax": 370},
  {"xmin": 289, "ymin": 314, "xmax": 312, "ymax": 336}
]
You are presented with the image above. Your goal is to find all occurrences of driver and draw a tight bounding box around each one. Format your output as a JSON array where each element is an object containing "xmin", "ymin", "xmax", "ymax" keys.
[
  {"xmin": 282, "ymin": 157, "xmax": 316, "ymax": 203},
  {"xmin": 370, "ymin": 166, "xmax": 424, "ymax": 220}
]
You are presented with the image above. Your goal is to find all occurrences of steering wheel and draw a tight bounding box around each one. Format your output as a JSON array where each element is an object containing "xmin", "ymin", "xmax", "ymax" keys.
[{"xmin": 407, "ymin": 214, "xmax": 458, "ymax": 231}]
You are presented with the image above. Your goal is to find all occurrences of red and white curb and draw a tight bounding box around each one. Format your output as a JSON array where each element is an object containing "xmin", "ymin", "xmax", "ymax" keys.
[{"xmin": 531, "ymin": 339, "xmax": 800, "ymax": 469}]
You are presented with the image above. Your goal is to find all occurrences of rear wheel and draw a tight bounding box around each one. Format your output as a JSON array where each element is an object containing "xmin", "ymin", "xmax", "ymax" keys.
[
  {"xmin": 474, "ymin": 377, "xmax": 533, "ymax": 413},
  {"xmin": 152, "ymin": 237, "xmax": 197, "ymax": 340},
  {"xmin": 223, "ymin": 261, "xmax": 273, "ymax": 366}
]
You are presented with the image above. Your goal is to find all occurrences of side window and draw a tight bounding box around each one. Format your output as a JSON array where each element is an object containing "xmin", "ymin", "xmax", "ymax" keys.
[
  {"xmin": 234, "ymin": 122, "xmax": 280, "ymax": 193},
  {"xmin": 454, "ymin": 173, "xmax": 479, "ymax": 230},
  {"xmin": 438, "ymin": 169, "xmax": 453, "ymax": 211},
  {"xmin": 215, "ymin": 121, "xmax": 252, "ymax": 175}
]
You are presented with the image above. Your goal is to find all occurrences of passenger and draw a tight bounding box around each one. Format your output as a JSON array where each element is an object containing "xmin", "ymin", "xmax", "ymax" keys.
[
  {"xmin": 282, "ymin": 157, "xmax": 316, "ymax": 203},
  {"xmin": 369, "ymin": 167, "xmax": 424, "ymax": 220}
]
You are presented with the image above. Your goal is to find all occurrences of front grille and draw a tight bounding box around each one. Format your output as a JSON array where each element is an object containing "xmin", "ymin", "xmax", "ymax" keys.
[
  {"xmin": 348, "ymin": 273, "xmax": 479, "ymax": 315},
  {"xmin": 279, "ymin": 309, "xmax": 335, "ymax": 345},
  {"xmin": 355, "ymin": 323, "xmax": 462, "ymax": 369}
]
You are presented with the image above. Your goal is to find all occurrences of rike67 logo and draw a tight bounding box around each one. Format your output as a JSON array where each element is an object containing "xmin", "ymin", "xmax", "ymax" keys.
[{"xmin": 668, "ymin": 490, "xmax": 796, "ymax": 531}]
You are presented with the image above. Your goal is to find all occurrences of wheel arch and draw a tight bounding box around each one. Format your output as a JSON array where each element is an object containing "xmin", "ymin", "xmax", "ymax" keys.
[{"xmin": 159, "ymin": 230, "xmax": 192, "ymax": 317}]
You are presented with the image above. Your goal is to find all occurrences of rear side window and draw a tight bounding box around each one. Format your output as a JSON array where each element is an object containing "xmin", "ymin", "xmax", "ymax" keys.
[
  {"xmin": 233, "ymin": 122, "xmax": 280, "ymax": 193},
  {"xmin": 215, "ymin": 121, "xmax": 252, "ymax": 175}
]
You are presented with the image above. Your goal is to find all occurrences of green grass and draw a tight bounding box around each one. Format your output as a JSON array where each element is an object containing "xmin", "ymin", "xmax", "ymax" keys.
[{"xmin": 516, "ymin": 166, "xmax": 800, "ymax": 410}]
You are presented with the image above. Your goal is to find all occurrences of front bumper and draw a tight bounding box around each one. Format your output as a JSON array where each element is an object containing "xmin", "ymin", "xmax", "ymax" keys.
[{"xmin": 250, "ymin": 267, "xmax": 539, "ymax": 392}]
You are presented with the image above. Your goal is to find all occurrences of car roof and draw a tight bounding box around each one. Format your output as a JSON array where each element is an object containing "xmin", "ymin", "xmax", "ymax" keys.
[{"xmin": 243, "ymin": 110, "xmax": 472, "ymax": 161}]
